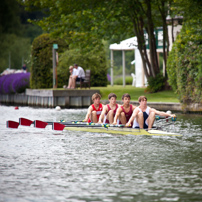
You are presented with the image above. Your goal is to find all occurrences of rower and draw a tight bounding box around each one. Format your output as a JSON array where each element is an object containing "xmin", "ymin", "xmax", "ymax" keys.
[
  {"xmin": 83, "ymin": 93, "xmax": 103, "ymax": 123},
  {"xmin": 98, "ymin": 93, "xmax": 120, "ymax": 124},
  {"xmin": 113, "ymin": 93, "xmax": 136, "ymax": 125},
  {"xmin": 126, "ymin": 96, "xmax": 176, "ymax": 129}
]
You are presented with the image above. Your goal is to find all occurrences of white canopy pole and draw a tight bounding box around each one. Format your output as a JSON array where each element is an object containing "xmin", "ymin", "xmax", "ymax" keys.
[
  {"xmin": 122, "ymin": 50, "xmax": 125, "ymax": 87},
  {"xmin": 110, "ymin": 50, "xmax": 114, "ymax": 86}
]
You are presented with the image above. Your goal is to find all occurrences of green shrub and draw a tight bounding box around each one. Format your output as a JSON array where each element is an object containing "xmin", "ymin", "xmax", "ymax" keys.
[
  {"xmin": 30, "ymin": 33, "xmax": 68, "ymax": 89},
  {"xmin": 57, "ymin": 46, "xmax": 108, "ymax": 87},
  {"xmin": 145, "ymin": 74, "xmax": 166, "ymax": 93},
  {"xmin": 167, "ymin": 20, "xmax": 202, "ymax": 104}
]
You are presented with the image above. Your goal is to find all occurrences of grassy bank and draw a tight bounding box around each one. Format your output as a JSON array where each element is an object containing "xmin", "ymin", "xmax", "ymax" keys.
[{"xmin": 91, "ymin": 85, "xmax": 179, "ymax": 103}]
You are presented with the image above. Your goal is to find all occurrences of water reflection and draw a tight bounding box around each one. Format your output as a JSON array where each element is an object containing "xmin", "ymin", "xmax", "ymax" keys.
[{"xmin": 0, "ymin": 106, "xmax": 202, "ymax": 202}]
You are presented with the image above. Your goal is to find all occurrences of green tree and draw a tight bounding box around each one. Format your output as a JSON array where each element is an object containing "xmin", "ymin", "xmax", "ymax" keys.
[
  {"xmin": 167, "ymin": 19, "xmax": 202, "ymax": 104},
  {"xmin": 57, "ymin": 43, "xmax": 108, "ymax": 87},
  {"xmin": 20, "ymin": 0, "xmax": 171, "ymax": 81},
  {"xmin": 0, "ymin": 0, "xmax": 21, "ymax": 35},
  {"xmin": 0, "ymin": 0, "xmax": 44, "ymax": 73},
  {"xmin": 166, "ymin": 0, "xmax": 202, "ymax": 104}
]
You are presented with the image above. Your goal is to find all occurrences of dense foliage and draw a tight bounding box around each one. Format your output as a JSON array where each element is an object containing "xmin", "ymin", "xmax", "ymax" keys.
[
  {"xmin": 0, "ymin": 0, "xmax": 44, "ymax": 73},
  {"xmin": 0, "ymin": 73, "xmax": 30, "ymax": 94},
  {"xmin": 167, "ymin": 20, "xmax": 202, "ymax": 104},
  {"xmin": 145, "ymin": 74, "xmax": 166, "ymax": 93},
  {"xmin": 20, "ymin": 0, "xmax": 172, "ymax": 81},
  {"xmin": 57, "ymin": 45, "xmax": 108, "ymax": 87},
  {"xmin": 31, "ymin": 33, "xmax": 68, "ymax": 89}
]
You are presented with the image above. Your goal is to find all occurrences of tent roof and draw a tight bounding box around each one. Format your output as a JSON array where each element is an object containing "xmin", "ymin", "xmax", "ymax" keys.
[
  {"xmin": 109, "ymin": 30, "xmax": 164, "ymax": 51},
  {"xmin": 109, "ymin": 37, "xmax": 138, "ymax": 51}
]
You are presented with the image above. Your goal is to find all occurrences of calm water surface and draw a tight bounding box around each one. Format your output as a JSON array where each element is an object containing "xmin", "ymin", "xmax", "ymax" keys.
[{"xmin": 0, "ymin": 106, "xmax": 202, "ymax": 202}]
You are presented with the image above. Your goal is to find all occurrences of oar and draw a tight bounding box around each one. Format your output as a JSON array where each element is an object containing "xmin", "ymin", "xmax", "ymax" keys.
[
  {"xmin": 53, "ymin": 122, "xmax": 126, "ymax": 131},
  {"xmin": 19, "ymin": 118, "xmax": 49, "ymax": 128},
  {"xmin": 19, "ymin": 118, "xmax": 33, "ymax": 126},
  {"xmin": 8, "ymin": 118, "xmax": 91, "ymax": 130},
  {"xmin": 7, "ymin": 117, "xmax": 126, "ymax": 131},
  {"xmin": 19, "ymin": 118, "xmax": 86, "ymax": 126},
  {"xmin": 7, "ymin": 119, "xmax": 49, "ymax": 129},
  {"xmin": 34, "ymin": 120, "xmax": 48, "ymax": 128},
  {"xmin": 6, "ymin": 120, "xmax": 19, "ymax": 129},
  {"xmin": 155, "ymin": 116, "xmax": 177, "ymax": 122}
]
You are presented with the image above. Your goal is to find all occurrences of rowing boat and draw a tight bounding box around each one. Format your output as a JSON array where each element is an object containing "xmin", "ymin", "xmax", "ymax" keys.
[
  {"xmin": 6, "ymin": 117, "xmax": 182, "ymax": 137},
  {"xmin": 64, "ymin": 126, "xmax": 182, "ymax": 137}
]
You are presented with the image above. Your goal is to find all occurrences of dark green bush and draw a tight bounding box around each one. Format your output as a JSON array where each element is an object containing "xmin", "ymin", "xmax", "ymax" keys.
[
  {"xmin": 30, "ymin": 33, "xmax": 68, "ymax": 89},
  {"xmin": 167, "ymin": 20, "xmax": 202, "ymax": 104},
  {"xmin": 145, "ymin": 74, "xmax": 166, "ymax": 93},
  {"xmin": 57, "ymin": 46, "xmax": 108, "ymax": 87}
]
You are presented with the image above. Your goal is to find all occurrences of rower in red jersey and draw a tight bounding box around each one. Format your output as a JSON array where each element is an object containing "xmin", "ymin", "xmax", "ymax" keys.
[
  {"xmin": 83, "ymin": 93, "xmax": 103, "ymax": 123},
  {"xmin": 113, "ymin": 93, "xmax": 136, "ymax": 125},
  {"xmin": 98, "ymin": 93, "xmax": 120, "ymax": 124}
]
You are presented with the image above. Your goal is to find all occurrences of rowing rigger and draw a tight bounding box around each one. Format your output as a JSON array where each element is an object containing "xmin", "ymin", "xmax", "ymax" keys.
[{"xmin": 6, "ymin": 117, "xmax": 182, "ymax": 137}]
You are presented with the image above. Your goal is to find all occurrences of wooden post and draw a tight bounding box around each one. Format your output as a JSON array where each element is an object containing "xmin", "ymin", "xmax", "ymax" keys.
[{"xmin": 52, "ymin": 44, "xmax": 58, "ymax": 88}]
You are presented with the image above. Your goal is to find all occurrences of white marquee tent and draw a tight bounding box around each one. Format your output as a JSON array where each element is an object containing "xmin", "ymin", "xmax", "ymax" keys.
[{"xmin": 109, "ymin": 31, "xmax": 164, "ymax": 87}]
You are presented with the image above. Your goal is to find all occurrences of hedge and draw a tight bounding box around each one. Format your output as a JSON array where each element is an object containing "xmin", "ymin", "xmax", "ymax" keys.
[
  {"xmin": 30, "ymin": 33, "xmax": 68, "ymax": 89},
  {"xmin": 167, "ymin": 20, "xmax": 202, "ymax": 104}
]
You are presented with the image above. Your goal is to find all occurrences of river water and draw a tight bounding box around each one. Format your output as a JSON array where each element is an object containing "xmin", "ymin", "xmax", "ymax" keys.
[{"xmin": 0, "ymin": 106, "xmax": 202, "ymax": 202}]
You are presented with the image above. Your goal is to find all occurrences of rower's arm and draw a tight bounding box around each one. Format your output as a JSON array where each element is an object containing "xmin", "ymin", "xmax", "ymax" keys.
[
  {"xmin": 83, "ymin": 106, "xmax": 93, "ymax": 122},
  {"xmin": 98, "ymin": 105, "xmax": 107, "ymax": 123},
  {"xmin": 113, "ymin": 107, "xmax": 122, "ymax": 124},
  {"xmin": 151, "ymin": 108, "xmax": 175, "ymax": 117},
  {"xmin": 126, "ymin": 108, "xmax": 138, "ymax": 126}
]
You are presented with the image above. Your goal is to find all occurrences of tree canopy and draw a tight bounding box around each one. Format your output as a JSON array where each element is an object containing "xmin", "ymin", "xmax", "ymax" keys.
[
  {"xmin": 20, "ymin": 0, "xmax": 172, "ymax": 80},
  {"xmin": 0, "ymin": 0, "xmax": 44, "ymax": 73}
]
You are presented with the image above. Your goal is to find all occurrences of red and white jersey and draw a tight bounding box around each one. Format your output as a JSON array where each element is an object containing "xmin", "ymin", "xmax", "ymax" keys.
[{"xmin": 88, "ymin": 103, "xmax": 103, "ymax": 122}]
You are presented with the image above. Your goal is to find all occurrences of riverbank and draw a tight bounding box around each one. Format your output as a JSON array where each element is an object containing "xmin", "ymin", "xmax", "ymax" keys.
[
  {"xmin": 0, "ymin": 89, "xmax": 100, "ymax": 108},
  {"xmin": 89, "ymin": 85, "xmax": 179, "ymax": 103},
  {"xmin": 0, "ymin": 88, "xmax": 202, "ymax": 113}
]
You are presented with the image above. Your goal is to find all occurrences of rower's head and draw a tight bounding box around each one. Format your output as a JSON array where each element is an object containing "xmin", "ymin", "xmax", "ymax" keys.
[
  {"xmin": 122, "ymin": 93, "xmax": 131, "ymax": 100},
  {"xmin": 108, "ymin": 93, "xmax": 117, "ymax": 104},
  {"xmin": 138, "ymin": 96, "xmax": 147, "ymax": 106},
  {"xmin": 92, "ymin": 93, "xmax": 101, "ymax": 104},
  {"xmin": 122, "ymin": 93, "xmax": 131, "ymax": 104}
]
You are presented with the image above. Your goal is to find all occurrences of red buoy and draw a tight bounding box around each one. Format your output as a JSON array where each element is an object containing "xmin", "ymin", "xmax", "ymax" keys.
[{"xmin": 15, "ymin": 106, "xmax": 19, "ymax": 110}]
